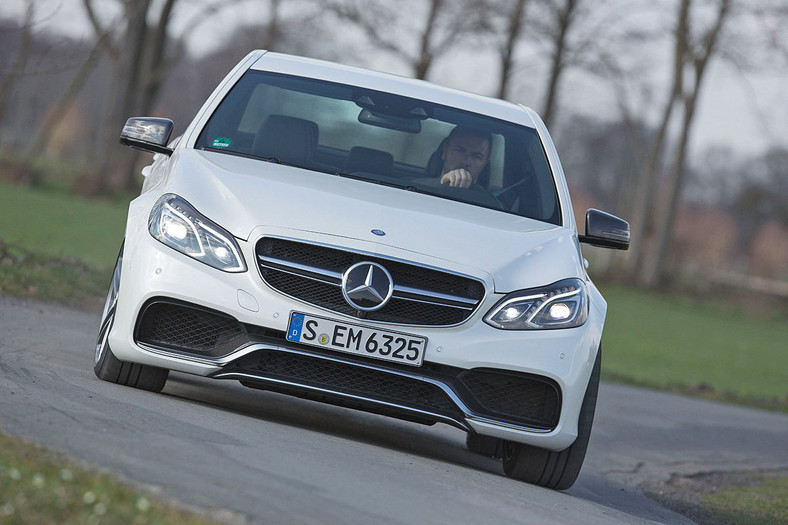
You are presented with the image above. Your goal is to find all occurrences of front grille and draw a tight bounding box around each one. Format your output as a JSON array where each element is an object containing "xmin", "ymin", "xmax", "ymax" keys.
[
  {"xmin": 459, "ymin": 369, "xmax": 560, "ymax": 429},
  {"xmin": 230, "ymin": 350, "xmax": 463, "ymax": 421},
  {"xmin": 135, "ymin": 301, "xmax": 247, "ymax": 354},
  {"xmin": 256, "ymin": 237, "xmax": 485, "ymax": 325}
]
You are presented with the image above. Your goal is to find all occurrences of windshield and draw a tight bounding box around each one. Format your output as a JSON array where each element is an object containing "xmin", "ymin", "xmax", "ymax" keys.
[{"xmin": 195, "ymin": 70, "xmax": 561, "ymax": 225}]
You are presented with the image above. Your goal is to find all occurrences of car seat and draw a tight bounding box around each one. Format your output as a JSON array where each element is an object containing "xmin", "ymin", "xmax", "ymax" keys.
[{"xmin": 253, "ymin": 115, "xmax": 319, "ymax": 166}]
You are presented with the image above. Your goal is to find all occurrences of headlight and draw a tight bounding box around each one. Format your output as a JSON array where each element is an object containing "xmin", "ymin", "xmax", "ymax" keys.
[
  {"xmin": 149, "ymin": 194, "xmax": 246, "ymax": 272},
  {"xmin": 484, "ymin": 278, "xmax": 588, "ymax": 330}
]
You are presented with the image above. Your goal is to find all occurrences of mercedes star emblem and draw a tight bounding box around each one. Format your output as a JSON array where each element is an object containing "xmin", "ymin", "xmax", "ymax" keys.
[{"xmin": 341, "ymin": 262, "xmax": 394, "ymax": 311}]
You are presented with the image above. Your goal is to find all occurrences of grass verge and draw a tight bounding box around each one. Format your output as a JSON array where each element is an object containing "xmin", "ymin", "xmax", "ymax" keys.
[
  {"xmin": 600, "ymin": 284, "xmax": 788, "ymax": 412},
  {"xmin": 0, "ymin": 430, "xmax": 225, "ymax": 525},
  {"xmin": 0, "ymin": 239, "xmax": 108, "ymax": 313},
  {"xmin": 641, "ymin": 469, "xmax": 788, "ymax": 525},
  {"xmin": 0, "ymin": 180, "xmax": 128, "ymax": 268},
  {"xmin": 701, "ymin": 471, "xmax": 788, "ymax": 525}
]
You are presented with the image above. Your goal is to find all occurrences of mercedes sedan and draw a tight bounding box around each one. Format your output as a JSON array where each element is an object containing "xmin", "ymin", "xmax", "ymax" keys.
[{"xmin": 95, "ymin": 50, "xmax": 630, "ymax": 490}]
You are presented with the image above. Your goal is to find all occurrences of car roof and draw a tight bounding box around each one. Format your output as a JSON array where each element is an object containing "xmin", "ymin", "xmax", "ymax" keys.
[{"xmin": 250, "ymin": 51, "xmax": 538, "ymax": 129}]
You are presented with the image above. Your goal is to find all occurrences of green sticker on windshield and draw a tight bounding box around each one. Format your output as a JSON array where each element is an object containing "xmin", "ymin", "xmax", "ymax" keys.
[{"xmin": 212, "ymin": 137, "xmax": 232, "ymax": 148}]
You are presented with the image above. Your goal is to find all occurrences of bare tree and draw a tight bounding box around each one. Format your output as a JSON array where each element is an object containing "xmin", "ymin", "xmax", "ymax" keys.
[
  {"xmin": 597, "ymin": 0, "xmax": 788, "ymax": 286},
  {"xmin": 480, "ymin": 0, "xmax": 531, "ymax": 100},
  {"xmin": 620, "ymin": 1, "xmax": 689, "ymax": 281},
  {"xmin": 523, "ymin": 0, "xmax": 623, "ymax": 126},
  {"xmin": 82, "ymin": 0, "xmax": 201, "ymax": 191},
  {"xmin": 0, "ymin": 1, "xmax": 36, "ymax": 129},
  {"xmin": 641, "ymin": 0, "xmax": 733, "ymax": 287},
  {"xmin": 538, "ymin": 0, "xmax": 581, "ymax": 126},
  {"xmin": 326, "ymin": 0, "xmax": 484, "ymax": 80},
  {"xmin": 82, "ymin": 0, "xmax": 283, "ymax": 192},
  {"xmin": 23, "ymin": 29, "xmax": 113, "ymax": 185},
  {"xmin": 261, "ymin": 0, "xmax": 283, "ymax": 50}
]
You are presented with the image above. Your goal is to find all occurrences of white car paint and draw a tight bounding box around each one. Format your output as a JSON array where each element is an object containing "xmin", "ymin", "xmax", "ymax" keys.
[{"xmin": 102, "ymin": 51, "xmax": 628, "ymax": 483}]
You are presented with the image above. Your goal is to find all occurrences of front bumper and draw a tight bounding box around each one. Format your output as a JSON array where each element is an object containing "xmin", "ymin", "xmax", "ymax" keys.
[{"xmin": 109, "ymin": 209, "xmax": 604, "ymax": 451}]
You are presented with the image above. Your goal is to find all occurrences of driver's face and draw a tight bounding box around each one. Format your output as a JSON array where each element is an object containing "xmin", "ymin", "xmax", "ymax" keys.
[{"xmin": 441, "ymin": 134, "xmax": 490, "ymax": 181}]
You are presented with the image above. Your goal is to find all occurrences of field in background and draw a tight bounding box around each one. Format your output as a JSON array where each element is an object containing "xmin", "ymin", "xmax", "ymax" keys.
[
  {"xmin": 1, "ymin": 181, "xmax": 786, "ymax": 410},
  {"xmin": 0, "ymin": 181, "xmax": 128, "ymax": 268},
  {"xmin": 601, "ymin": 285, "xmax": 787, "ymax": 410}
]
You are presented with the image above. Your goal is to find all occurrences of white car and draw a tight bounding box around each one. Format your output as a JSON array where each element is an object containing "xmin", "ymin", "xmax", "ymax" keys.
[{"xmin": 95, "ymin": 50, "xmax": 629, "ymax": 490}]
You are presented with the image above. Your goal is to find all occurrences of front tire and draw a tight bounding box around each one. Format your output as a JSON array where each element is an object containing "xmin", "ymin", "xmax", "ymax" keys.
[
  {"xmin": 501, "ymin": 347, "xmax": 601, "ymax": 490},
  {"xmin": 94, "ymin": 243, "xmax": 168, "ymax": 393}
]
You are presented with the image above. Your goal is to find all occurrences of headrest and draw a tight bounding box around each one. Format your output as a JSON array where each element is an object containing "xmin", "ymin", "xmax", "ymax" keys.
[
  {"xmin": 345, "ymin": 146, "xmax": 394, "ymax": 176},
  {"xmin": 253, "ymin": 115, "xmax": 318, "ymax": 165}
]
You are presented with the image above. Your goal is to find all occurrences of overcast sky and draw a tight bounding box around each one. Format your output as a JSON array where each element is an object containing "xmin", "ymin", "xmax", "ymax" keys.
[{"xmin": 3, "ymin": 0, "xmax": 786, "ymax": 159}]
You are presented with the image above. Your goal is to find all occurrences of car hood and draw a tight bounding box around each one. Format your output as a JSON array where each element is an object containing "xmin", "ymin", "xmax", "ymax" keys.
[{"xmin": 163, "ymin": 150, "xmax": 584, "ymax": 292}]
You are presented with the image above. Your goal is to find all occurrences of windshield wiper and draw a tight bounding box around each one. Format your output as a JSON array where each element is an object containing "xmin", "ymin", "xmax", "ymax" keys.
[
  {"xmin": 334, "ymin": 171, "xmax": 425, "ymax": 193},
  {"xmin": 200, "ymin": 146, "xmax": 305, "ymax": 169}
]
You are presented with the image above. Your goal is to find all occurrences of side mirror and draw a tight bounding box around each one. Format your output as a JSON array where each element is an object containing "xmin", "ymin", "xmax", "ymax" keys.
[
  {"xmin": 120, "ymin": 117, "xmax": 174, "ymax": 155},
  {"xmin": 578, "ymin": 209, "xmax": 630, "ymax": 250}
]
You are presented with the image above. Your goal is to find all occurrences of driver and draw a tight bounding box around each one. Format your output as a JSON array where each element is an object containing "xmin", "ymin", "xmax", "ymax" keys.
[{"xmin": 439, "ymin": 126, "xmax": 491, "ymax": 189}]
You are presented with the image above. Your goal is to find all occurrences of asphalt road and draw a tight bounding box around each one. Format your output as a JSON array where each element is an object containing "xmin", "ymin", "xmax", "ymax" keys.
[{"xmin": 1, "ymin": 295, "xmax": 786, "ymax": 524}]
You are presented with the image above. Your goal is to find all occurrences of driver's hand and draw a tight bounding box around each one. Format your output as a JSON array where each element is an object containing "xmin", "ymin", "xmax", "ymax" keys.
[{"xmin": 440, "ymin": 169, "xmax": 472, "ymax": 188}]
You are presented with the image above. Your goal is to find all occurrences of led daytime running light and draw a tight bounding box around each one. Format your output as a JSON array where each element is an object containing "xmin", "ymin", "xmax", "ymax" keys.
[
  {"xmin": 527, "ymin": 287, "xmax": 580, "ymax": 324},
  {"xmin": 483, "ymin": 278, "xmax": 588, "ymax": 330},
  {"xmin": 149, "ymin": 194, "xmax": 247, "ymax": 273}
]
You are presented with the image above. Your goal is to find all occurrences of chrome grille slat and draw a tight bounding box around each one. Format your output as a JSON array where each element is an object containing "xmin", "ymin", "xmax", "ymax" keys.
[
  {"xmin": 392, "ymin": 284, "xmax": 478, "ymax": 306},
  {"xmin": 258, "ymin": 255, "xmax": 342, "ymax": 283},
  {"xmin": 256, "ymin": 237, "xmax": 485, "ymax": 326},
  {"xmin": 391, "ymin": 291, "xmax": 475, "ymax": 311}
]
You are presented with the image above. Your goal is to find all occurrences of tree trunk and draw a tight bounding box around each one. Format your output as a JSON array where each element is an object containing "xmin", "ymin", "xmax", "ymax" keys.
[
  {"xmin": 118, "ymin": 0, "xmax": 154, "ymax": 192},
  {"xmin": 90, "ymin": 0, "xmax": 152, "ymax": 194},
  {"xmin": 541, "ymin": 0, "xmax": 577, "ymax": 127},
  {"xmin": 624, "ymin": 0, "xmax": 690, "ymax": 281},
  {"xmin": 0, "ymin": 2, "xmax": 35, "ymax": 133},
  {"xmin": 640, "ymin": 89, "xmax": 699, "ymax": 287},
  {"xmin": 640, "ymin": 0, "xmax": 731, "ymax": 287},
  {"xmin": 262, "ymin": 0, "xmax": 282, "ymax": 49},
  {"xmin": 414, "ymin": 0, "xmax": 444, "ymax": 79},
  {"xmin": 496, "ymin": 0, "xmax": 528, "ymax": 100},
  {"xmin": 25, "ymin": 33, "xmax": 109, "ymax": 166},
  {"xmin": 137, "ymin": 0, "xmax": 177, "ymax": 117}
]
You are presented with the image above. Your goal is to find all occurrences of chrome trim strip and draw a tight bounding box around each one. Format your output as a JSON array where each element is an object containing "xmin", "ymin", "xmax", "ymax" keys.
[
  {"xmin": 137, "ymin": 340, "xmax": 555, "ymax": 434},
  {"xmin": 258, "ymin": 247, "xmax": 480, "ymax": 307},
  {"xmin": 259, "ymin": 261, "xmax": 341, "ymax": 286},
  {"xmin": 137, "ymin": 341, "xmax": 263, "ymax": 366},
  {"xmin": 212, "ymin": 371, "xmax": 470, "ymax": 431},
  {"xmin": 258, "ymin": 255, "xmax": 342, "ymax": 283},
  {"xmin": 240, "ymin": 344, "xmax": 471, "ymax": 410},
  {"xmin": 393, "ymin": 284, "xmax": 478, "ymax": 306},
  {"xmin": 391, "ymin": 290, "xmax": 475, "ymax": 310},
  {"xmin": 256, "ymin": 234, "xmax": 490, "ymax": 290},
  {"xmin": 466, "ymin": 415, "xmax": 552, "ymax": 434}
]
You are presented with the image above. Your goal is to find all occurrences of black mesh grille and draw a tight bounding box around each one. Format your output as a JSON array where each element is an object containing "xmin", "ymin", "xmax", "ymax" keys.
[
  {"xmin": 234, "ymin": 350, "xmax": 463, "ymax": 420},
  {"xmin": 256, "ymin": 237, "xmax": 484, "ymax": 325},
  {"xmin": 265, "ymin": 270, "xmax": 349, "ymax": 313},
  {"xmin": 133, "ymin": 299, "xmax": 560, "ymax": 431},
  {"xmin": 459, "ymin": 369, "xmax": 560, "ymax": 429},
  {"xmin": 136, "ymin": 301, "xmax": 246, "ymax": 353}
]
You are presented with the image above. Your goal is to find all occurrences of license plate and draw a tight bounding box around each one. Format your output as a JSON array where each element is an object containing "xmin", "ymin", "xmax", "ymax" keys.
[{"xmin": 286, "ymin": 312, "xmax": 426, "ymax": 366}]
